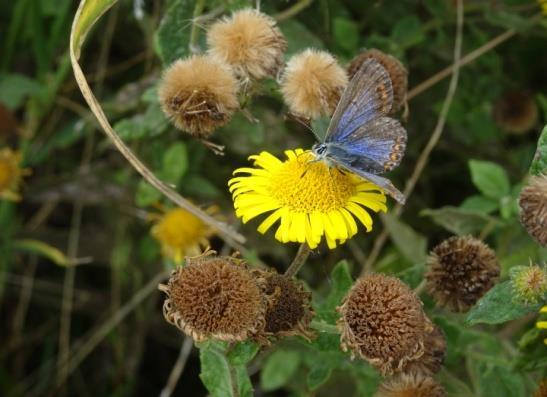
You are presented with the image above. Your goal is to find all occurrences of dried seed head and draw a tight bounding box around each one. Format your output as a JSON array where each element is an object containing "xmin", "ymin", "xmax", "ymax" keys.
[
  {"xmin": 337, "ymin": 274, "xmax": 426, "ymax": 376},
  {"xmin": 535, "ymin": 380, "xmax": 547, "ymax": 397},
  {"xmin": 425, "ymin": 236, "xmax": 500, "ymax": 312},
  {"xmin": 347, "ymin": 49, "xmax": 408, "ymax": 113},
  {"xmin": 251, "ymin": 268, "xmax": 314, "ymax": 341},
  {"xmin": 519, "ymin": 175, "xmax": 547, "ymax": 247},
  {"xmin": 159, "ymin": 253, "xmax": 265, "ymax": 342},
  {"xmin": 493, "ymin": 90, "xmax": 538, "ymax": 134},
  {"xmin": 374, "ymin": 373, "xmax": 447, "ymax": 397},
  {"xmin": 158, "ymin": 55, "xmax": 239, "ymax": 138},
  {"xmin": 281, "ymin": 49, "xmax": 348, "ymax": 119},
  {"xmin": 510, "ymin": 264, "xmax": 547, "ymax": 305},
  {"xmin": 403, "ymin": 317, "xmax": 446, "ymax": 375},
  {"xmin": 207, "ymin": 9, "xmax": 287, "ymax": 80}
]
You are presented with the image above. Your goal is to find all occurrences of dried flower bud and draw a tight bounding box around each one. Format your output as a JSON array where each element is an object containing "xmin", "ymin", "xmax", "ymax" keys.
[
  {"xmin": 207, "ymin": 9, "xmax": 287, "ymax": 80},
  {"xmin": 374, "ymin": 373, "xmax": 447, "ymax": 397},
  {"xmin": 535, "ymin": 379, "xmax": 547, "ymax": 397},
  {"xmin": 425, "ymin": 236, "xmax": 500, "ymax": 312},
  {"xmin": 159, "ymin": 253, "xmax": 265, "ymax": 342},
  {"xmin": 510, "ymin": 264, "xmax": 547, "ymax": 305},
  {"xmin": 337, "ymin": 274, "xmax": 426, "ymax": 376},
  {"xmin": 251, "ymin": 268, "xmax": 314, "ymax": 340},
  {"xmin": 492, "ymin": 90, "xmax": 538, "ymax": 134},
  {"xmin": 158, "ymin": 55, "xmax": 239, "ymax": 138},
  {"xmin": 281, "ymin": 49, "xmax": 348, "ymax": 119},
  {"xmin": 519, "ymin": 175, "xmax": 547, "ymax": 247},
  {"xmin": 403, "ymin": 317, "xmax": 446, "ymax": 375},
  {"xmin": 347, "ymin": 49, "xmax": 408, "ymax": 113}
]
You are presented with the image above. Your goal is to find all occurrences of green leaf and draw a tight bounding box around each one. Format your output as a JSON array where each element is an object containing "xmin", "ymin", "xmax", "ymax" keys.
[
  {"xmin": 421, "ymin": 206, "xmax": 499, "ymax": 236},
  {"xmin": 12, "ymin": 239, "xmax": 70, "ymax": 267},
  {"xmin": 307, "ymin": 360, "xmax": 332, "ymax": 391},
  {"xmin": 135, "ymin": 179, "xmax": 161, "ymax": 207},
  {"xmin": 199, "ymin": 341, "xmax": 253, "ymax": 397},
  {"xmin": 391, "ymin": 16, "xmax": 425, "ymax": 49},
  {"xmin": 382, "ymin": 213, "xmax": 427, "ymax": 264},
  {"xmin": 154, "ymin": 0, "xmax": 193, "ymax": 64},
  {"xmin": 333, "ymin": 17, "xmax": 359, "ymax": 52},
  {"xmin": 227, "ymin": 342, "xmax": 259, "ymax": 365},
  {"xmin": 0, "ymin": 74, "xmax": 44, "ymax": 109},
  {"xmin": 466, "ymin": 281, "xmax": 543, "ymax": 325},
  {"xmin": 260, "ymin": 350, "xmax": 301, "ymax": 392},
  {"xmin": 317, "ymin": 260, "xmax": 352, "ymax": 322},
  {"xmin": 468, "ymin": 159, "xmax": 510, "ymax": 199},
  {"xmin": 279, "ymin": 20, "xmax": 324, "ymax": 55},
  {"xmin": 530, "ymin": 125, "xmax": 547, "ymax": 176},
  {"xmin": 460, "ymin": 195, "xmax": 499, "ymax": 214},
  {"xmin": 161, "ymin": 142, "xmax": 188, "ymax": 184}
]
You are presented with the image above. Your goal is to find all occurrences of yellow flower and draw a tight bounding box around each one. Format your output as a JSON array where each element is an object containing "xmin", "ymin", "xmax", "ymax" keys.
[
  {"xmin": 150, "ymin": 207, "xmax": 215, "ymax": 264},
  {"xmin": 0, "ymin": 148, "xmax": 29, "ymax": 201},
  {"xmin": 539, "ymin": 0, "xmax": 547, "ymax": 16},
  {"xmin": 228, "ymin": 149, "xmax": 387, "ymax": 249},
  {"xmin": 538, "ymin": 305, "xmax": 547, "ymax": 345}
]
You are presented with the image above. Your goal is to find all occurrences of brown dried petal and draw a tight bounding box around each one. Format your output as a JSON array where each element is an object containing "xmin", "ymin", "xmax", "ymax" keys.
[{"xmin": 374, "ymin": 373, "xmax": 447, "ymax": 397}]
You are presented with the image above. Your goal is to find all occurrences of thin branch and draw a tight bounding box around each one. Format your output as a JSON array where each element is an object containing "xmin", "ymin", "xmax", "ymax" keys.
[
  {"xmin": 160, "ymin": 337, "xmax": 194, "ymax": 397},
  {"xmin": 361, "ymin": 0, "xmax": 465, "ymax": 275},
  {"xmin": 274, "ymin": 0, "xmax": 313, "ymax": 22},
  {"xmin": 188, "ymin": 0, "xmax": 206, "ymax": 53},
  {"xmin": 284, "ymin": 243, "xmax": 311, "ymax": 277}
]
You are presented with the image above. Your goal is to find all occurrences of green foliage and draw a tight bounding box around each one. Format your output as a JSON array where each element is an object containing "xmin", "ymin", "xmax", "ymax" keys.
[
  {"xmin": 382, "ymin": 213, "xmax": 427, "ymax": 263},
  {"xmin": 468, "ymin": 159, "xmax": 511, "ymax": 200},
  {"xmin": 260, "ymin": 350, "xmax": 301, "ymax": 391},
  {"xmin": 530, "ymin": 125, "xmax": 547, "ymax": 175},
  {"xmin": 154, "ymin": 0, "xmax": 193, "ymax": 64}
]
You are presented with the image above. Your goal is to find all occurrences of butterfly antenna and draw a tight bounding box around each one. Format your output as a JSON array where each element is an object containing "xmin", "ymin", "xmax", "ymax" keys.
[{"xmin": 285, "ymin": 113, "xmax": 320, "ymax": 139}]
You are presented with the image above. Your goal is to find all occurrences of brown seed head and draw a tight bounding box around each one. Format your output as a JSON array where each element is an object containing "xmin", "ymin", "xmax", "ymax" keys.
[
  {"xmin": 425, "ymin": 236, "xmax": 500, "ymax": 312},
  {"xmin": 158, "ymin": 55, "xmax": 239, "ymax": 138},
  {"xmin": 337, "ymin": 274, "xmax": 426, "ymax": 376},
  {"xmin": 374, "ymin": 373, "xmax": 447, "ymax": 397},
  {"xmin": 281, "ymin": 49, "xmax": 348, "ymax": 119},
  {"xmin": 402, "ymin": 317, "xmax": 446, "ymax": 375},
  {"xmin": 347, "ymin": 49, "xmax": 408, "ymax": 113},
  {"xmin": 251, "ymin": 268, "xmax": 314, "ymax": 341},
  {"xmin": 519, "ymin": 175, "xmax": 547, "ymax": 247},
  {"xmin": 207, "ymin": 9, "xmax": 287, "ymax": 80},
  {"xmin": 159, "ymin": 253, "xmax": 265, "ymax": 342},
  {"xmin": 492, "ymin": 90, "xmax": 538, "ymax": 134}
]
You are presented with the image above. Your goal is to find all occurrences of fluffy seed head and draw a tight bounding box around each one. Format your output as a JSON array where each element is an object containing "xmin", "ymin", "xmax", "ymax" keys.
[
  {"xmin": 492, "ymin": 90, "xmax": 538, "ymax": 134},
  {"xmin": 374, "ymin": 373, "xmax": 447, "ymax": 397},
  {"xmin": 251, "ymin": 268, "xmax": 314, "ymax": 340},
  {"xmin": 519, "ymin": 175, "xmax": 547, "ymax": 247},
  {"xmin": 402, "ymin": 317, "xmax": 446, "ymax": 375},
  {"xmin": 425, "ymin": 236, "xmax": 500, "ymax": 312},
  {"xmin": 510, "ymin": 264, "xmax": 547, "ymax": 304},
  {"xmin": 158, "ymin": 55, "xmax": 239, "ymax": 138},
  {"xmin": 207, "ymin": 9, "xmax": 287, "ymax": 80},
  {"xmin": 347, "ymin": 49, "xmax": 408, "ymax": 113},
  {"xmin": 337, "ymin": 274, "xmax": 426, "ymax": 376},
  {"xmin": 281, "ymin": 49, "xmax": 348, "ymax": 119},
  {"xmin": 159, "ymin": 253, "xmax": 265, "ymax": 342}
]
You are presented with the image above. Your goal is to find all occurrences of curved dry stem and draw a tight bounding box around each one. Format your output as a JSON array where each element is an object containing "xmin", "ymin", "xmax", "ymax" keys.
[{"xmin": 69, "ymin": 0, "xmax": 245, "ymax": 247}]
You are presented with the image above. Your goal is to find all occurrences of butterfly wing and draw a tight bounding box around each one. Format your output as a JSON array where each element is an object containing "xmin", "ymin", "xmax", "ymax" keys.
[
  {"xmin": 328, "ymin": 117, "xmax": 407, "ymax": 174},
  {"xmin": 325, "ymin": 58, "xmax": 393, "ymax": 143}
]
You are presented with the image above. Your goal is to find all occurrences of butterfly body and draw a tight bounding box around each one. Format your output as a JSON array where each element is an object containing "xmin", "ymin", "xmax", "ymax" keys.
[{"xmin": 312, "ymin": 58, "xmax": 407, "ymax": 204}]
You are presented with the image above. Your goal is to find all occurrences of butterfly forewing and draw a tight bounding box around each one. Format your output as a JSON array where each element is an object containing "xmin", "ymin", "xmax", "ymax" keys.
[{"xmin": 325, "ymin": 58, "xmax": 394, "ymax": 143}]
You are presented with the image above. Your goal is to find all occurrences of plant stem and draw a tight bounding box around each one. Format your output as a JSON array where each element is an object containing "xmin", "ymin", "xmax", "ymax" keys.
[
  {"xmin": 274, "ymin": 0, "xmax": 313, "ymax": 22},
  {"xmin": 284, "ymin": 243, "xmax": 311, "ymax": 277},
  {"xmin": 160, "ymin": 337, "xmax": 194, "ymax": 397},
  {"xmin": 310, "ymin": 320, "xmax": 339, "ymax": 334}
]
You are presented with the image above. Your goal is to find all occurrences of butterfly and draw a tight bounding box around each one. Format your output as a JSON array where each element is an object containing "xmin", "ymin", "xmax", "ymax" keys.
[{"xmin": 311, "ymin": 58, "xmax": 407, "ymax": 204}]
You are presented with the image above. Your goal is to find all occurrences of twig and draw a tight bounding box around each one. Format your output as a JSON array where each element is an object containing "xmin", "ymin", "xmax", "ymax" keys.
[
  {"xmin": 160, "ymin": 337, "xmax": 194, "ymax": 397},
  {"xmin": 69, "ymin": 0, "xmax": 246, "ymax": 246},
  {"xmin": 413, "ymin": 279, "xmax": 427, "ymax": 296},
  {"xmin": 274, "ymin": 0, "xmax": 313, "ymax": 22},
  {"xmin": 284, "ymin": 243, "xmax": 311, "ymax": 277},
  {"xmin": 361, "ymin": 0, "xmax": 465, "ymax": 275}
]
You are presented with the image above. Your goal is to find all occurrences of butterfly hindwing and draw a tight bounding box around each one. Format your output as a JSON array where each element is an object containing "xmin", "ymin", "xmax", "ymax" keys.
[{"xmin": 325, "ymin": 58, "xmax": 393, "ymax": 143}]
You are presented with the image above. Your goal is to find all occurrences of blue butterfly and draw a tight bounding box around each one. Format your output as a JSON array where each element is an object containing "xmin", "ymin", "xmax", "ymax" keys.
[{"xmin": 311, "ymin": 58, "xmax": 407, "ymax": 204}]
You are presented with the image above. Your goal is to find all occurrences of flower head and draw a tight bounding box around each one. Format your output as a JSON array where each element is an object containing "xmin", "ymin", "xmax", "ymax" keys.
[
  {"xmin": 280, "ymin": 49, "xmax": 348, "ymax": 119},
  {"xmin": 374, "ymin": 373, "xmax": 447, "ymax": 397},
  {"xmin": 403, "ymin": 317, "xmax": 446, "ymax": 375},
  {"xmin": 150, "ymin": 207, "xmax": 215, "ymax": 263},
  {"xmin": 537, "ymin": 306, "xmax": 547, "ymax": 345},
  {"xmin": 158, "ymin": 55, "xmax": 239, "ymax": 137},
  {"xmin": 492, "ymin": 90, "xmax": 538, "ymax": 134},
  {"xmin": 159, "ymin": 252, "xmax": 266, "ymax": 342},
  {"xmin": 510, "ymin": 264, "xmax": 547, "ymax": 304},
  {"xmin": 519, "ymin": 175, "xmax": 547, "ymax": 247},
  {"xmin": 207, "ymin": 9, "xmax": 287, "ymax": 80},
  {"xmin": 347, "ymin": 49, "xmax": 408, "ymax": 113},
  {"xmin": 0, "ymin": 148, "xmax": 29, "ymax": 201},
  {"xmin": 425, "ymin": 236, "xmax": 500, "ymax": 312},
  {"xmin": 228, "ymin": 149, "xmax": 387, "ymax": 249},
  {"xmin": 337, "ymin": 274, "xmax": 426, "ymax": 376},
  {"xmin": 251, "ymin": 268, "xmax": 314, "ymax": 340}
]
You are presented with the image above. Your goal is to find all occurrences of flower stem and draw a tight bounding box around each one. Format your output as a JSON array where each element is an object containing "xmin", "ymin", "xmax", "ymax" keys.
[
  {"xmin": 310, "ymin": 320, "xmax": 339, "ymax": 334},
  {"xmin": 284, "ymin": 243, "xmax": 311, "ymax": 277}
]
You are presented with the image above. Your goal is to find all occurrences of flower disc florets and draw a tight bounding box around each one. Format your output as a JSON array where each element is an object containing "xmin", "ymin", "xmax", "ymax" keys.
[
  {"xmin": 510, "ymin": 264, "xmax": 547, "ymax": 305},
  {"xmin": 402, "ymin": 317, "xmax": 446, "ymax": 375}
]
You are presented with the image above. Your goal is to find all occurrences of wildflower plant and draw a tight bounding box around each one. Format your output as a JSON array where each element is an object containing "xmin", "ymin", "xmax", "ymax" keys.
[{"xmin": 4, "ymin": 1, "xmax": 547, "ymax": 397}]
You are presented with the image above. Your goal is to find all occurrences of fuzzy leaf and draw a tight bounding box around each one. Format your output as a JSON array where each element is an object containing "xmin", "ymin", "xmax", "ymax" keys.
[
  {"xmin": 260, "ymin": 350, "xmax": 301, "ymax": 392},
  {"xmin": 466, "ymin": 281, "xmax": 543, "ymax": 325},
  {"xmin": 227, "ymin": 342, "xmax": 259, "ymax": 365},
  {"xmin": 421, "ymin": 206, "xmax": 499, "ymax": 236},
  {"xmin": 530, "ymin": 125, "xmax": 547, "ymax": 176},
  {"xmin": 460, "ymin": 195, "xmax": 499, "ymax": 214},
  {"xmin": 307, "ymin": 360, "xmax": 333, "ymax": 391},
  {"xmin": 382, "ymin": 213, "xmax": 427, "ymax": 264},
  {"xmin": 154, "ymin": 0, "xmax": 193, "ymax": 64},
  {"xmin": 161, "ymin": 142, "xmax": 188, "ymax": 184},
  {"xmin": 317, "ymin": 260, "xmax": 352, "ymax": 322},
  {"xmin": 469, "ymin": 159, "xmax": 510, "ymax": 199}
]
